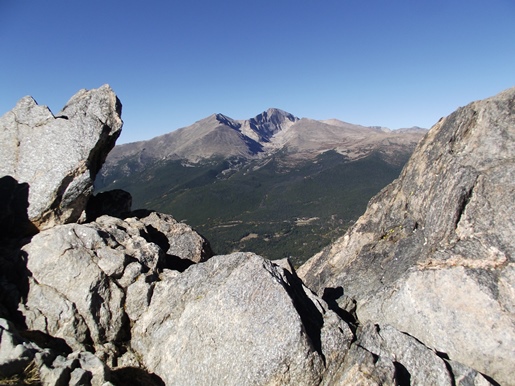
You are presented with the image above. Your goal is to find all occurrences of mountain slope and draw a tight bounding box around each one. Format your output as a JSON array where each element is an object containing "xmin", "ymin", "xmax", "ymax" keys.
[{"xmin": 97, "ymin": 109, "xmax": 426, "ymax": 264}]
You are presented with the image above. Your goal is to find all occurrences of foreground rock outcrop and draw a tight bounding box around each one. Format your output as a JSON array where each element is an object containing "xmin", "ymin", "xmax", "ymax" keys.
[
  {"xmin": 299, "ymin": 86, "xmax": 515, "ymax": 385},
  {"xmin": 20, "ymin": 212, "xmax": 211, "ymax": 355},
  {"xmin": 0, "ymin": 84, "xmax": 122, "ymax": 230},
  {"xmin": 1, "ymin": 86, "xmax": 511, "ymax": 385},
  {"xmin": 131, "ymin": 253, "xmax": 352, "ymax": 385}
]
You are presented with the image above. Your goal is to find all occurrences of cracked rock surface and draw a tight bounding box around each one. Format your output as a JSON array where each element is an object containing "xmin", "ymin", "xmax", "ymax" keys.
[
  {"xmin": 0, "ymin": 85, "xmax": 122, "ymax": 230},
  {"xmin": 298, "ymin": 87, "xmax": 515, "ymax": 385}
]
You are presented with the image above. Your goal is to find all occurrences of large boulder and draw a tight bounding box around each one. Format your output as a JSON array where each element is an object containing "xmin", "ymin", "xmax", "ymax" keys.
[
  {"xmin": 131, "ymin": 252, "xmax": 354, "ymax": 386},
  {"xmin": 137, "ymin": 211, "xmax": 213, "ymax": 264},
  {"xmin": 0, "ymin": 85, "xmax": 122, "ymax": 230},
  {"xmin": 298, "ymin": 87, "xmax": 515, "ymax": 384}
]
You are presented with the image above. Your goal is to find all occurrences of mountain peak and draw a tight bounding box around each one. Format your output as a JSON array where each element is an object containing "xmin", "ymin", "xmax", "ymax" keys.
[
  {"xmin": 245, "ymin": 108, "xmax": 299, "ymax": 143},
  {"xmin": 215, "ymin": 113, "xmax": 241, "ymax": 130},
  {"xmin": 254, "ymin": 108, "xmax": 298, "ymax": 124}
]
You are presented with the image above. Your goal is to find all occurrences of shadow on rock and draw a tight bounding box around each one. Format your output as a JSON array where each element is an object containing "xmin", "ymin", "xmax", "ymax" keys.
[
  {"xmin": 322, "ymin": 286, "xmax": 358, "ymax": 334},
  {"xmin": 0, "ymin": 176, "xmax": 38, "ymax": 326},
  {"xmin": 85, "ymin": 189, "xmax": 133, "ymax": 222},
  {"xmin": 111, "ymin": 367, "xmax": 165, "ymax": 386}
]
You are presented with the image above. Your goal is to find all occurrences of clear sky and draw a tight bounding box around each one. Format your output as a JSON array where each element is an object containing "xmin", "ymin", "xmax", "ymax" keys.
[{"xmin": 1, "ymin": 0, "xmax": 514, "ymax": 144}]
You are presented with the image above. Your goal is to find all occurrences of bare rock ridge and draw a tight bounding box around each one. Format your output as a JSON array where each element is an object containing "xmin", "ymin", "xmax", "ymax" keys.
[
  {"xmin": 0, "ymin": 85, "xmax": 123, "ymax": 230},
  {"xmin": 0, "ymin": 85, "xmax": 510, "ymax": 385},
  {"xmin": 102, "ymin": 107, "xmax": 425, "ymax": 179},
  {"xmin": 299, "ymin": 86, "xmax": 515, "ymax": 385}
]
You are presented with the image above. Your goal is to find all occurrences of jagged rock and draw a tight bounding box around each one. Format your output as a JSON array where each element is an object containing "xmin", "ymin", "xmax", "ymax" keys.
[
  {"xmin": 318, "ymin": 320, "xmax": 494, "ymax": 386},
  {"xmin": 20, "ymin": 211, "xmax": 210, "ymax": 355},
  {"xmin": 5, "ymin": 84, "xmax": 510, "ymax": 385},
  {"xmin": 20, "ymin": 279, "xmax": 91, "ymax": 351},
  {"xmin": 446, "ymin": 360, "xmax": 495, "ymax": 386},
  {"xmin": 357, "ymin": 323, "xmax": 455, "ymax": 385},
  {"xmin": 71, "ymin": 351, "xmax": 111, "ymax": 386},
  {"xmin": 22, "ymin": 222, "xmax": 128, "ymax": 350},
  {"xmin": 1, "ymin": 317, "xmax": 116, "ymax": 386},
  {"xmin": 330, "ymin": 344, "xmax": 397, "ymax": 386},
  {"xmin": 0, "ymin": 85, "xmax": 123, "ymax": 230},
  {"xmin": 131, "ymin": 252, "xmax": 354, "ymax": 385},
  {"xmin": 299, "ymin": 87, "xmax": 515, "ymax": 384},
  {"xmin": 137, "ymin": 211, "xmax": 213, "ymax": 263},
  {"xmin": 351, "ymin": 322, "xmax": 493, "ymax": 386},
  {"xmin": 69, "ymin": 368, "xmax": 91, "ymax": 386}
]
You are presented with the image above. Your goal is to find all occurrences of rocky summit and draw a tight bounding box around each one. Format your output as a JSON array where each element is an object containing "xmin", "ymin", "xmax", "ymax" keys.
[{"xmin": 0, "ymin": 85, "xmax": 513, "ymax": 385}]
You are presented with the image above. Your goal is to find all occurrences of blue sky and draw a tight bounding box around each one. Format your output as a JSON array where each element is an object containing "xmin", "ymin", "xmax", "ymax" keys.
[{"xmin": 1, "ymin": 0, "xmax": 514, "ymax": 144}]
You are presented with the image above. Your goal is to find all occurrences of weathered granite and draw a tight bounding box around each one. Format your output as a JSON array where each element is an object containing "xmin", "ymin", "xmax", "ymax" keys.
[
  {"xmin": 131, "ymin": 252, "xmax": 354, "ymax": 386},
  {"xmin": 298, "ymin": 87, "xmax": 515, "ymax": 385},
  {"xmin": 0, "ymin": 85, "xmax": 122, "ymax": 230},
  {"xmin": 3, "ymin": 85, "xmax": 509, "ymax": 385},
  {"xmin": 20, "ymin": 211, "xmax": 210, "ymax": 356}
]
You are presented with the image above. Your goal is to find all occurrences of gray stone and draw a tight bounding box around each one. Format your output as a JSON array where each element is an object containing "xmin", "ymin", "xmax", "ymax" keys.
[
  {"xmin": 20, "ymin": 278, "xmax": 90, "ymax": 350},
  {"xmin": 299, "ymin": 87, "xmax": 515, "ymax": 385},
  {"xmin": 131, "ymin": 252, "xmax": 353, "ymax": 386},
  {"xmin": 124, "ymin": 275, "xmax": 154, "ymax": 323},
  {"xmin": 0, "ymin": 318, "xmax": 35, "ymax": 376},
  {"xmin": 39, "ymin": 363, "xmax": 72, "ymax": 386},
  {"xmin": 0, "ymin": 85, "xmax": 122, "ymax": 229},
  {"xmin": 74, "ymin": 351, "xmax": 111, "ymax": 386},
  {"xmin": 328, "ymin": 344, "xmax": 396, "ymax": 386},
  {"xmin": 95, "ymin": 247, "xmax": 128, "ymax": 278},
  {"xmin": 138, "ymin": 211, "xmax": 212, "ymax": 263},
  {"xmin": 19, "ymin": 211, "xmax": 212, "ymax": 362},
  {"xmin": 357, "ymin": 322, "xmax": 454, "ymax": 385},
  {"xmin": 92, "ymin": 215, "xmax": 164, "ymax": 273},
  {"xmin": 446, "ymin": 359, "xmax": 494, "ymax": 386},
  {"xmin": 38, "ymin": 350, "xmax": 114, "ymax": 386},
  {"xmin": 22, "ymin": 223, "xmax": 127, "ymax": 348},
  {"xmin": 358, "ymin": 267, "xmax": 514, "ymax": 386},
  {"xmin": 69, "ymin": 367, "xmax": 92, "ymax": 386}
]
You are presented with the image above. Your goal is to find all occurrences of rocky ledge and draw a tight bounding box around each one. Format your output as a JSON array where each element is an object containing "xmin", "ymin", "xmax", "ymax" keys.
[
  {"xmin": 299, "ymin": 86, "xmax": 515, "ymax": 385},
  {"xmin": 0, "ymin": 85, "xmax": 513, "ymax": 385}
]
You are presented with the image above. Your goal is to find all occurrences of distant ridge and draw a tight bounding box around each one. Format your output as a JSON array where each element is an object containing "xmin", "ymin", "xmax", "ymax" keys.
[{"xmin": 104, "ymin": 108, "xmax": 426, "ymax": 173}]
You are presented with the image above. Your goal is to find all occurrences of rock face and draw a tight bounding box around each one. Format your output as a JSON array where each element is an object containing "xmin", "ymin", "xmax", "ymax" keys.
[
  {"xmin": 0, "ymin": 84, "xmax": 122, "ymax": 229},
  {"xmin": 299, "ymin": 87, "xmax": 515, "ymax": 385},
  {"xmin": 131, "ymin": 253, "xmax": 352, "ymax": 385}
]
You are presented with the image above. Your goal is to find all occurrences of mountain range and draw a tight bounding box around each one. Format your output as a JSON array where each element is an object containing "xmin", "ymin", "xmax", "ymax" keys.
[
  {"xmin": 97, "ymin": 108, "xmax": 426, "ymax": 265},
  {"xmin": 104, "ymin": 108, "xmax": 425, "ymax": 168}
]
